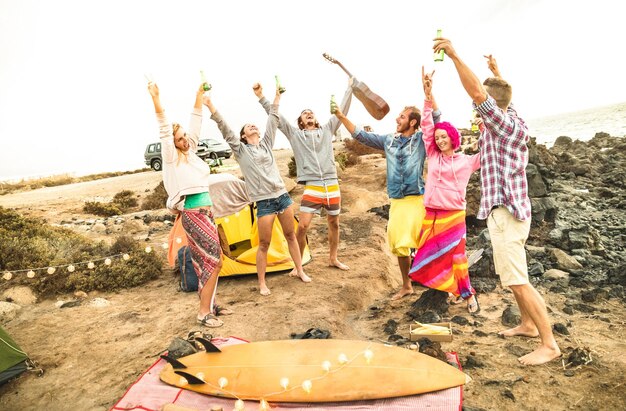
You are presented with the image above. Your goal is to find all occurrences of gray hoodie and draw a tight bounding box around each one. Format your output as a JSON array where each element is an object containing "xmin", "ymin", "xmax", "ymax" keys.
[
  {"xmin": 210, "ymin": 105, "xmax": 287, "ymax": 202},
  {"xmin": 258, "ymin": 83, "xmax": 353, "ymax": 183}
]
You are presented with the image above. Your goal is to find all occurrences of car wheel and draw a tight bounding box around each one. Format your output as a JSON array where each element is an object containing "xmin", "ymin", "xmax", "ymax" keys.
[
  {"xmin": 209, "ymin": 152, "xmax": 219, "ymax": 160},
  {"xmin": 152, "ymin": 159, "xmax": 162, "ymax": 171}
]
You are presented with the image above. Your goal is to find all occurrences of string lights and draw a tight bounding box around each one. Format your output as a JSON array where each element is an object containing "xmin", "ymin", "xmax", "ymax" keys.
[
  {"xmin": 1, "ymin": 241, "xmax": 170, "ymax": 282},
  {"xmin": 172, "ymin": 344, "xmax": 378, "ymax": 411}
]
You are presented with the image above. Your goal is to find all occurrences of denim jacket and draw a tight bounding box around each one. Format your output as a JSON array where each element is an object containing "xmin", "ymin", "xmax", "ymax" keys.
[{"xmin": 351, "ymin": 110, "xmax": 441, "ymax": 199}]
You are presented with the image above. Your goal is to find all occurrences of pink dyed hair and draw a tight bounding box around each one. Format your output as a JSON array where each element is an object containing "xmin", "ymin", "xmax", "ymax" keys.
[{"xmin": 434, "ymin": 121, "xmax": 461, "ymax": 150}]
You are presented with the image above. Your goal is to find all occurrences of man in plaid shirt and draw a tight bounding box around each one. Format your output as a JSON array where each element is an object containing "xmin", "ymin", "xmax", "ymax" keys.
[{"xmin": 434, "ymin": 38, "xmax": 561, "ymax": 366}]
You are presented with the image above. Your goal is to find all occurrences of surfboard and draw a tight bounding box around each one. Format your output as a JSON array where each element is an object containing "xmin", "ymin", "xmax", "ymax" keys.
[{"xmin": 159, "ymin": 339, "xmax": 469, "ymax": 403}]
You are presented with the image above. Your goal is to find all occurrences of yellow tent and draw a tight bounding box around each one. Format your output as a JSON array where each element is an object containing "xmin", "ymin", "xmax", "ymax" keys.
[{"xmin": 168, "ymin": 173, "xmax": 311, "ymax": 276}]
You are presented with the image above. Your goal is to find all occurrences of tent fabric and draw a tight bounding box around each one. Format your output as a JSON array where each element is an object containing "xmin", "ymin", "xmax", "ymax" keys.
[
  {"xmin": 0, "ymin": 325, "xmax": 29, "ymax": 385},
  {"xmin": 167, "ymin": 173, "xmax": 311, "ymax": 277},
  {"xmin": 111, "ymin": 337, "xmax": 463, "ymax": 411}
]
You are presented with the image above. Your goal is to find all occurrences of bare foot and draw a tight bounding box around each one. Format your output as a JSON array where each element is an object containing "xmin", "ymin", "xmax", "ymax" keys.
[
  {"xmin": 329, "ymin": 260, "xmax": 350, "ymax": 271},
  {"xmin": 259, "ymin": 285, "xmax": 271, "ymax": 296},
  {"xmin": 518, "ymin": 345, "xmax": 561, "ymax": 366},
  {"xmin": 290, "ymin": 270, "xmax": 312, "ymax": 283},
  {"xmin": 499, "ymin": 325, "xmax": 539, "ymax": 338},
  {"xmin": 391, "ymin": 288, "xmax": 414, "ymax": 301}
]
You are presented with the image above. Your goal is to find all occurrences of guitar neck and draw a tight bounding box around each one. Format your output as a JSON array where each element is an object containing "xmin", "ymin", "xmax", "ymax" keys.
[{"xmin": 335, "ymin": 62, "xmax": 353, "ymax": 78}]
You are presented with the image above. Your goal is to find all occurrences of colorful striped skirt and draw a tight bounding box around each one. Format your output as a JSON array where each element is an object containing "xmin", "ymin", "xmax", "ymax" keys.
[
  {"xmin": 181, "ymin": 208, "xmax": 221, "ymax": 295},
  {"xmin": 408, "ymin": 208, "xmax": 475, "ymax": 299}
]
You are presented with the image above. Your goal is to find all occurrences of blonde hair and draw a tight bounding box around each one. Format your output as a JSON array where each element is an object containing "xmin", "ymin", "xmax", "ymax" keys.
[
  {"xmin": 483, "ymin": 77, "xmax": 512, "ymax": 110},
  {"xmin": 171, "ymin": 122, "xmax": 188, "ymax": 165}
]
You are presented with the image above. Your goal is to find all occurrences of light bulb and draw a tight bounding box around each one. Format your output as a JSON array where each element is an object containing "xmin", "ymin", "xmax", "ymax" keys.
[
  {"xmin": 178, "ymin": 376, "xmax": 188, "ymax": 386},
  {"xmin": 123, "ymin": 253, "xmax": 130, "ymax": 260},
  {"xmin": 234, "ymin": 399, "xmax": 245, "ymax": 410},
  {"xmin": 47, "ymin": 267, "xmax": 56, "ymax": 275},
  {"xmin": 301, "ymin": 380, "xmax": 312, "ymax": 394},
  {"xmin": 279, "ymin": 377, "xmax": 289, "ymax": 389},
  {"xmin": 364, "ymin": 349, "xmax": 374, "ymax": 364},
  {"xmin": 322, "ymin": 360, "xmax": 332, "ymax": 372},
  {"xmin": 88, "ymin": 262, "xmax": 95, "ymax": 269},
  {"xmin": 145, "ymin": 246, "xmax": 152, "ymax": 253},
  {"xmin": 27, "ymin": 270, "xmax": 36, "ymax": 278},
  {"xmin": 67, "ymin": 265, "xmax": 75, "ymax": 272},
  {"xmin": 218, "ymin": 376, "xmax": 228, "ymax": 388},
  {"xmin": 104, "ymin": 258, "xmax": 112, "ymax": 265},
  {"xmin": 338, "ymin": 353, "xmax": 348, "ymax": 364},
  {"xmin": 2, "ymin": 272, "xmax": 12, "ymax": 281}
]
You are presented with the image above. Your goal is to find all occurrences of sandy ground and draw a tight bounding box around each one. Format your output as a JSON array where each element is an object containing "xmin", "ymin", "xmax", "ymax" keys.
[{"xmin": 1, "ymin": 146, "xmax": 625, "ymax": 411}]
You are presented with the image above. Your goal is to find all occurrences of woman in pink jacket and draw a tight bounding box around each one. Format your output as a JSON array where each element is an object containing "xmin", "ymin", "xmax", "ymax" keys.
[{"xmin": 409, "ymin": 68, "xmax": 481, "ymax": 314}]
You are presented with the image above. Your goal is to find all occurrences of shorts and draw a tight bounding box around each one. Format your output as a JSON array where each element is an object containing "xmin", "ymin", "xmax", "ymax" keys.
[
  {"xmin": 387, "ymin": 195, "xmax": 426, "ymax": 257},
  {"xmin": 256, "ymin": 192, "xmax": 293, "ymax": 218},
  {"xmin": 300, "ymin": 181, "xmax": 341, "ymax": 216},
  {"xmin": 487, "ymin": 206, "xmax": 531, "ymax": 287}
]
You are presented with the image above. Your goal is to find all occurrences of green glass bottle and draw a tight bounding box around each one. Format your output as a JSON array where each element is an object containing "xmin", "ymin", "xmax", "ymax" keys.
[
  {"xmin": 434, "ymin": 29, "xmax": 445, "ymax": 62},
  {"xmin": 275, "ymin": 75, "xmax": 286, "ymax": 94},
  {"xmin": 330, "ymin": 94, "xmax": 337, "ymax": 114},
  {"xmin": 200, "ymin": 70, "xmax": 211, "ymax": 91}
]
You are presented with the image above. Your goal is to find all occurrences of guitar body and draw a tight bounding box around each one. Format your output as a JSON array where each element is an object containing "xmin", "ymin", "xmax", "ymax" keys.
[
  {"xmin": 351, "ymin": 78, "xmax": 390, "ymax": 120},
  {"xmin": 323, "ymin": 53, "xmax": 390, "ymax": 121}
]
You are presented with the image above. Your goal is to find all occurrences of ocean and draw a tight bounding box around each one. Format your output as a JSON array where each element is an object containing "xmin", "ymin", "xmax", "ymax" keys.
[{"xmin": 526, "ymin": 101, "xmax": 626, "ymax": 147}]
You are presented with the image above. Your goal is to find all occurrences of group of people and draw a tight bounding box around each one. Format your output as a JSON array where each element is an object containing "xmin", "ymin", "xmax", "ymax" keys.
[{"xmin": 147, "ymin": 37, "xmax": 561, "ymax": 366}]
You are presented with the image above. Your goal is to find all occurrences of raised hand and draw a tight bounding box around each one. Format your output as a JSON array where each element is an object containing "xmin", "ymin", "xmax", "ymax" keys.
[
  {"xmin": 421, "ymin": 66, "xmax": 435, "ymax": 99},
  {"xmin": 483, "ymin": 54, "xmax": 502, "ymax": 78},
  {"xmin": 147, "ymin": 82, "xmax": 159, "ymax": 98},
  {"xmin": 433, "ymin": 37, "xmax": 457, "ymax": 60},
  {"xmin": 252, "ymin": 82, "xmax": 263, "ymax": 99}
]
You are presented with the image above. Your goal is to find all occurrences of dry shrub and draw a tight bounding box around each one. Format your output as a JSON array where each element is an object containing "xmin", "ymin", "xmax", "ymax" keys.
[
  {"xmin": 288, "ymin": 156, "xmax": 297, "ymax": 178},
  {"xmin": 344, "ymin": 138, "xmax": 383, "ymax": 156},
  {"xmin": 112, "ymin": 190, "xmax": 138, "ymax": 209},
  {"xmin": 83, "ymin": 201, "xmax": 122, "ymax": 217},
  {"xmin": 141, "ymin": 181, "xmax": 168, "ymax": 210},
  {"xmin": 0, "ymin": 207, "xmax": 162, "ymax": 296}
]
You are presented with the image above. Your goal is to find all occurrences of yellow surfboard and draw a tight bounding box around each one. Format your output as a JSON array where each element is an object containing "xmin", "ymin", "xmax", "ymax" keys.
[{"xmin": 159, "ymin": 339, "xmax": 469, "ymax": 403}]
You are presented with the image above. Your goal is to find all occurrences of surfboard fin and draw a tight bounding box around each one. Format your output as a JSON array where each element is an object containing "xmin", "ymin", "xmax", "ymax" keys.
[
  {"xmin": 195, "ymin": 337, "xmax": 221, "ymax": 353},
  {"xmin": 174, "ymin": 370, "xmax": 207, "ymax": 385},
  {"xmin": 160, "ymin": 354, "xmax": 187, "ymax": 369}
]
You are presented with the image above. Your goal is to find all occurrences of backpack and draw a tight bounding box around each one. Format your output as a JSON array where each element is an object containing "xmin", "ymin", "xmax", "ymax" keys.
[{"xmin": 177, "ymin": 246, "xmax": 199, "ymax": 292}]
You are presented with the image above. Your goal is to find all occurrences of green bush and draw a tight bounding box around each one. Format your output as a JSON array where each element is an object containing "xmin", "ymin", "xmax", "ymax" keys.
[
  {"xmin": 288, "ymin": 156, "xmax": 297, "ymax": 178},
  {"xmin": 0, "ymin": 207, "xmax": 163, "ymax": 296}
]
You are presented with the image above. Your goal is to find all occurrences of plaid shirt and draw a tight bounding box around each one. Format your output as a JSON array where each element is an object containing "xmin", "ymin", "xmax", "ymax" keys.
[{"xmin": 475, "ymin": 96, "xmax": 531, "ymax": 221}]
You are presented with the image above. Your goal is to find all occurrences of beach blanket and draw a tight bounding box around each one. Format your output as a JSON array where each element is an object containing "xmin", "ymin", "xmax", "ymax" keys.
[{"xmin": 110, "ymin": 337, "xmax": 463, "ymax": 411}]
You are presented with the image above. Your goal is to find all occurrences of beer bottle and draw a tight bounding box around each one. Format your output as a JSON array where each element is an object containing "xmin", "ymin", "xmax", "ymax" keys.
[
  {"xmin": 434, "ymin": 29, "xmax": 445, "ymax": 62},
  {"xmin": 200, "ymin": 70, "xmax": 212, "ymax": 91},
  {"xmin": 275, "ymin": 75, "xmax": 286, "ymax": 94},
  {"xmin": 330, "ymin": 94, "xmax": 337, "ymax": 114}
]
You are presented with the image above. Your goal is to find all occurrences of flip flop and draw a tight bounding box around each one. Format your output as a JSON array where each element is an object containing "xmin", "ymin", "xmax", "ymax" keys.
[
  {"xmin": 448, "ymin": 293, "xmax": 464, "ymax": 305},
  {"xmin": 214, "ymin": 305, "xmax": 234, "ymax": 316},
  {"xmin": 197, "ymin": 313, "xmax": 223, "ymax": 328},
  {"xmin": 467, "ymin": 294, "xmax": 480, "ymax": 315},
  {"xmin": 290, "ymin": 328, "xmax": 331, "ymax": 339}
]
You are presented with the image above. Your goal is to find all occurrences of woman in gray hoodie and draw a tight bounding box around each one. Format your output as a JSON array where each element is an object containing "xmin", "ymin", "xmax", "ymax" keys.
[{"xmin": 204, "ymin": 84, "xmax": 310, "ymax": 296}]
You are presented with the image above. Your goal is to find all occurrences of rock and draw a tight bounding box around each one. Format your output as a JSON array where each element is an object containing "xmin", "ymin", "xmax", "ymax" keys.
[
  {"xmin": 89, "ymin": 297, "xmax": 111, "ymax": 308},
  {"xmin": 528, "ymin": 261, "xmax": 545, "ymax": 277},
  {"xmin": 74, "ymin": 291, "xmax": 88, "ymax": 299},
  {"xmin": 553, "ymin": 323, "xmax": 570, "ymax": 335},
  {"xmin": 451, "ymin": 316, "xmax": 470, "ymax": 326},
  {"xmin": 0, "ymin": 301, "xmax": 21, "ymax": 320},
  {"xmin": 553, "ymin": 136, "xmax": 573, "ymax": 147},
  {"xmin": 122, "ymin": 219, "xmax": 145, "ymax": 234},
  {"xmin": 531, "ymin": 197, "xmax": 558, "ymax": 223},
  {"xmin": 91, "ymin": 222, "xmax": 107, "ymax": 233},
  {"xmin": 501, "ymin": 305, "xmax": 521, "ymax": 327},
  {"xmin": 407, "ymin": 289, "xmax": 449, "ymax": 318},
  {"xmin": 544, "ymin": 269, "xmax": 570, "ymax": 280},
  {"xmin": 526, "ymin": 164, "xmax": 548, "ymax": 197},
  {"xmin": 551, "ymin": 248, "xmax": 583, "ymax": 271},
  {"xmin": 383, "ymin": 319, "xmax": 398, "ymax": 335},
  {"xmin": 2, "ymin": 286, "xmax": 37, "ymax": 305}
]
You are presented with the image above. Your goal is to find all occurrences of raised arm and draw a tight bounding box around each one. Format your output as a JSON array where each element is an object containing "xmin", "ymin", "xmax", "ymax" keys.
[
  {"xmin": 148, "ymin": 82, "xmax": 164, "ymax": 114},
  {"xmin": 187, "ymin": 84, "xmax": 206, "ymax": 152},
  {"xmin": 434, "ymin": 38, "xmax": 487, "ymax": 106},
  {"xmin": 421, "ymin": 66, "xmax": 438, "ymax": 158},
  {"xmin": 326, "ymin": 77, "xmax": 354, "ymax": 134},
  {"xmin": 484, "ymin": 54, "xmax": 502, "ymax": 79},
  {"xmin": 261, "ymin": 84, "xmax": 282, "ymax": 150},
  {"xmin": 203, "ymin": 92, "xmax": 240, "ymax": 153},
  {"xmin": 255, "ymin": 83, "xmax": 299, "ymax": 140}
]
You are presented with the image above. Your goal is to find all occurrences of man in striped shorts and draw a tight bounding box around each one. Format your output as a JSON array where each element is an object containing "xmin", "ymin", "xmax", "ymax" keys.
[{"xmin": 256, "ymin": 79, "xmax": 355, "ymax": 271}]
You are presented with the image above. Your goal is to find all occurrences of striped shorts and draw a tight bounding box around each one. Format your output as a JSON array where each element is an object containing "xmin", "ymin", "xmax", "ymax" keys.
[{"xmin": 300, "ymin": 180, "xmax": 341, "ymax": 216}]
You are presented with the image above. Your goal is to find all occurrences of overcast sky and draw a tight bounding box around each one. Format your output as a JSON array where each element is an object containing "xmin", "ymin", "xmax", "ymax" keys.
[{"xmin": 1, "ymin": 0, "xmax": 624, "ymax": 181}]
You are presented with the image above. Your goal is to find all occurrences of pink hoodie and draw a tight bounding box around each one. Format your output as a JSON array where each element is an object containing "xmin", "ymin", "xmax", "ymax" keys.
[{"xmin": 421, "ymin": 100, "xmax": 480, "ymax": 210}]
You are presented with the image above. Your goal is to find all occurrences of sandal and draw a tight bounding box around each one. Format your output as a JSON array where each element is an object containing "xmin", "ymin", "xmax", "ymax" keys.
[
  {"xmin": 290, "ymin": 328, "xmax": 331, "ymax": 339},
  {"xmin": 197, "ymin": 313, "xmax": 223, "ymax": 328},
  {"xmin": 448, "ymin": 293, "xmax": 464, "ymax": 305},
  {"xmin": 467, "ymin": 294, "xmax": 480, "ymax": 315},
  {"xmin": 214, "ymin": 305, "xmax": 234, "ymax": 316}
]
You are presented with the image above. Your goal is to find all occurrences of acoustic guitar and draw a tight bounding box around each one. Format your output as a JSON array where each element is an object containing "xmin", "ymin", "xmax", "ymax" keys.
[{"xmin": 323, "ymin": 53, "xmax": 390, "ymax": 120}]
